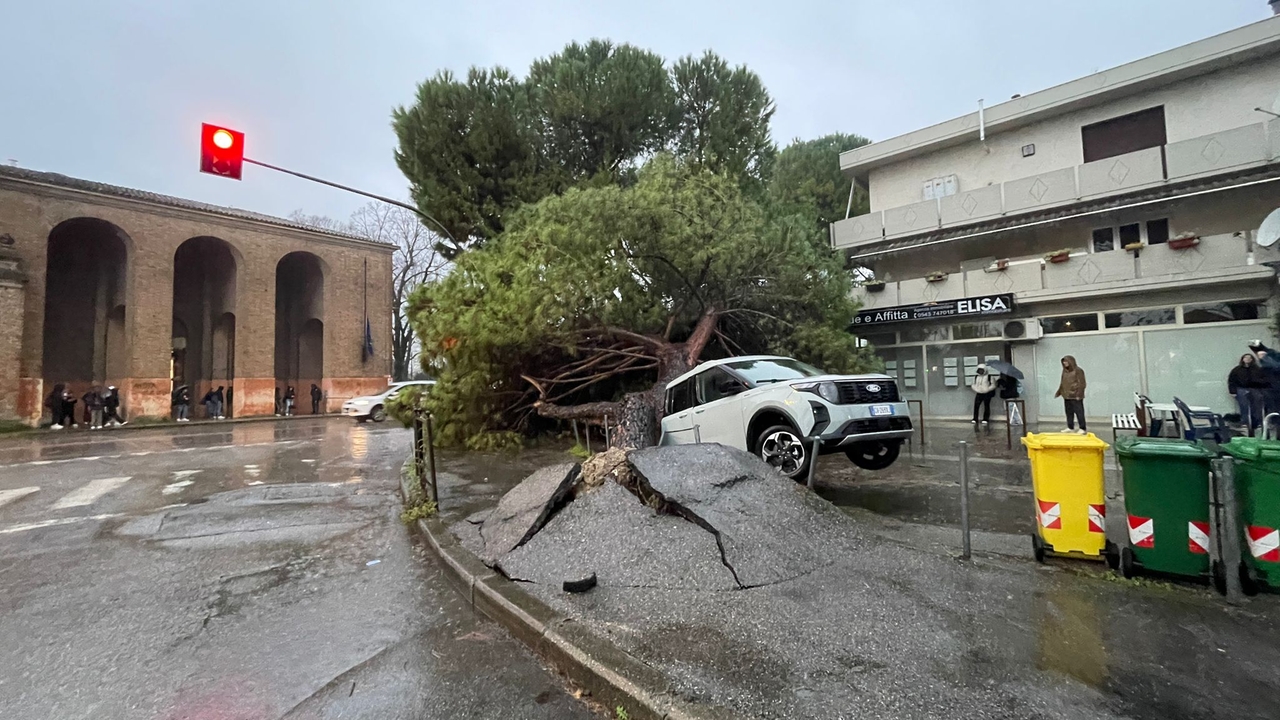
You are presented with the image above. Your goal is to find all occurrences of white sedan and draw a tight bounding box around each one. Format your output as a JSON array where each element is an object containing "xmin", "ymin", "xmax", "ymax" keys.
[{"xmin": 342, "ymin": 381, "xmax": 435, "ymax": 422}]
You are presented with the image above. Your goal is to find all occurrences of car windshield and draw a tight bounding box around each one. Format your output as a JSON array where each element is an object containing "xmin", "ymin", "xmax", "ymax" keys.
[{"xmin": 726, "ymin": 358, "xmax": 825, "ymax": 386}]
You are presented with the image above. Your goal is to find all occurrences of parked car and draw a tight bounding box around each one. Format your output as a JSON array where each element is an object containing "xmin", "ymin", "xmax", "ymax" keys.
[
  {"xmin": 342, "ymin": 381, "xmax": 435, "ymax": 422},
  {"xmin": 658, "ymin": 356, "xmax": 912, "ymax": 479}
]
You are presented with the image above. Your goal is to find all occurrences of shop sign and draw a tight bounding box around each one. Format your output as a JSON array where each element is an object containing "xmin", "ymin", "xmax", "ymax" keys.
[{"xmin": 852, "ymin": 293, "xmax": 1015, "ymax": 326}]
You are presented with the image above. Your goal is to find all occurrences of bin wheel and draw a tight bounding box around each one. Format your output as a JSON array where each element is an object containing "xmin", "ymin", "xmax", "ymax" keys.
[
  {"xmin": 1119, "ymin": 547, "xmax": 1137, "ymax": 579},
  {"xmin": 1212, "ymin": 561, "xmax": 1226, "ymax": 596},
  {"xmin": 1031, "ymin": 534, "xmax": 1046, "ymax": 564},
  {"xmin": 1104, "ymin": 540, "xmax": 1120, "ymax": 572},
  {"xmin": 1241, "ymin": 565, "xmax": 1261, "ymax": 597}
]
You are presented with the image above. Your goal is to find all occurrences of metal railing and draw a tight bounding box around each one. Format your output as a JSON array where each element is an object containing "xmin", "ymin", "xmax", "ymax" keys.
[{"xmin": 412, "ymin": 411, "xmax": 439, "ymax": 507}]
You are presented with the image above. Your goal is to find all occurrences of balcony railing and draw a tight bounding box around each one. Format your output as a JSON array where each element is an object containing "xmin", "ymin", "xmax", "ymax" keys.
[
  {"xmin": 833, "ymin": 119, "xmax": 1280, "ymax": 252},
  {"xmin": 853, "ymin": 233, "xmax": 1266, "ymax": 309}
]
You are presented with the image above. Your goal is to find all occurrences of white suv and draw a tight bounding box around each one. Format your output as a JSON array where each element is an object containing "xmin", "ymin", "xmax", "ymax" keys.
[
  {"xmin": 658, "ymin": 356, "xmax": 912, "ymax": 479},
  {"xmin": 342, "ymin": 381, "xmax": 435, "ymax": 422}
]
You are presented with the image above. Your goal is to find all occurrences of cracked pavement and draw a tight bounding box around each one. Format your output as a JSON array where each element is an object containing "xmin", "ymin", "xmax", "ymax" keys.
[
  {"xmin": 0, "ymin": 418, "xmax": 596, "ymax": 719},
  {"xmin": 449, "ymin": 442, "xmax": 1280, "ymax": 720}
]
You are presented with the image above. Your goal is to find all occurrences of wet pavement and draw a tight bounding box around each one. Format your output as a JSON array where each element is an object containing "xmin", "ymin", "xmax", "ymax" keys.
[
  {"xmin": 434, "ymin": 434, "xmax": 1280, "ymax": 720},
  {"xmin": 0, "ymin": 418, "xmax": 596, "ymax": 719}
]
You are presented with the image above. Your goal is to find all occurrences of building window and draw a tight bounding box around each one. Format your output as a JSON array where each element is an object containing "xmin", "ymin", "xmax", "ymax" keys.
[
  {"xmin": 857, "ymin": 332, "xmax": 897, "ymax": 347},
  {"xmin": 1119, "ymin": 223, "xmax": 1141, "ymax": 248},
  {"xmin": 1081, "ymin": 106, "xmax": 1167, "ymax": 164},
  {"xmin": 1147, "ymin": 218, "xmax": 1170, "ymax": 245},
  {"xmin": 1041, "ymin": 314, "xmax": 1100, "ymax": 334},
  {"xmin": 1091, "ymin": 227, "xmax": 1115, "ymax": 252},
  {"xmin": 1183, "ymin": 302, "xmax": 1267, "ymax": 325},
  {"xmin": 900, "ymin": 325, "xmax": 952, "ymax": 343},
  {"xmin": 1105, "ymin": 308, "xmax": 1175, "ymax": 328},
  {"xmin": 952, "ymin": 321, "xmax": 1004, "ymax": 340}
]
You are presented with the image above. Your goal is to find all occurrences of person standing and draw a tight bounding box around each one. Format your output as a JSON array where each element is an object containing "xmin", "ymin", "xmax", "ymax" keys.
[
  {"xmin": 201, "ymin": 387, "xmax": 217, "ymax": 420},
  {"xmin": 970, "ymin": 365, "xmax": 997, "ymax": 426},
  {"xmin": 1228, "ymin": 354, "xmax": 1267, "ymax": 435},
  {"xmin": 213, "ymin": 385, "xmax": 226, "ymax": 419},
  {"xmin": 1054, "ymin": 355, "xmax": 1088, "ymax": 434},
  {"xmin": 284, "ymin": 386, "xmax": 296, "ymax": 416},
  {"xmin": 82, "ymin": 387, "xmax": 104, "ymax": 429},
  {"xmin": 60, "ymin": 386, "xmax": 78, "ymax": 429},
  {"xmin": 47, "ymin": 383, "xmax": 66, "ymax": 429},
  {"xmin": 310, "ymin": 384, "xmax": 322, "ymax": 415},
  {"xmin": 102, "ymin": 386, "xmax": 126, "ymax": 426},
  {"xmin": 173, "ymin": 385, "xmax": 192, "ymax": 422},
  {"xmin": 1249, "ymin": 341, "xmax": 1280, "ymax": 419},
  {"xmin": 274, "ymin": 387, "xmax": 283, "ymax": 417}
]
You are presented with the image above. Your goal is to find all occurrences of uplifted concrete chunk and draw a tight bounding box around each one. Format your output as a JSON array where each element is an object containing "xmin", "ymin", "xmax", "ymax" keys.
[
  {"xmin": 629, "ymin": 444, "xmax": 861, "ymax": 587},
  {"xmin": 479, "ymin": 462, "xmax": 580, "ymax": 564},
  {"xmin": 498, "ymin": 482, "xmax": 737, "ymax": 591}
]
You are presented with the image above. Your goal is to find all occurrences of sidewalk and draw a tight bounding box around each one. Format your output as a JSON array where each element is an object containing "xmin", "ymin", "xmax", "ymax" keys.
[
  {"xmin": 2, "ymin": 411, "xmax": 349, "ymax": 439},
  {"xmin": 417, "ymin": 443, "xmax": 1280, "ymax": 720}
]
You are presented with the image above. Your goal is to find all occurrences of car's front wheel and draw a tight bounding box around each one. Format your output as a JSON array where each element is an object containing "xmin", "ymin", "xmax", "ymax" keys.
[
  {"xmin": 845, "ymin": 440, "xmax": 902, "ymax": 470},
  {"xmin": 754, "ymin": 424, "xmax": 812, "ymax": 481},
  {"xmin": 370, "ymin": 405, "xmax": 387, "ymax": 423}
]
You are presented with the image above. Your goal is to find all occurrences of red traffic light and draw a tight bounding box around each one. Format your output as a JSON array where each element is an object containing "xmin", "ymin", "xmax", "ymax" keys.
[{"xmin": 200, "ymin": 123, "xmax": 244, "ymax": 180}]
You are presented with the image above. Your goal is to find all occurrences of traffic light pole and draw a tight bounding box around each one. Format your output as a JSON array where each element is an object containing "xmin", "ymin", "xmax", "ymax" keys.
[{"xmin": 242, "ymin": 157, "xmax": 459, "ymax": 247}]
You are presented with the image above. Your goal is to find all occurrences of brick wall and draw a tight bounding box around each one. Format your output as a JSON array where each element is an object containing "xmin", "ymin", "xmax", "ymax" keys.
[
  {"xmin": 0, "ymin": 178, "xmax": 394, "ymax": 425},
  {"xmin": 0, "ymin": 252, "xmax": 25, "ymax": 421}
]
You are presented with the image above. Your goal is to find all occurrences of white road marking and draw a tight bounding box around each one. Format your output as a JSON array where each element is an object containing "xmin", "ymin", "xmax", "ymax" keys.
[
  {"xmin": 301, "ymin": 459, "xmax": 316, "ymax": 464},
  {"xmin": 171, "ymin": 470, "xmax": 202, "ymax": 480},
  {"xmin": 51, "ymin": 477, "xmax": 131, "ymax": 510},
  {"xmin": 244, "ymin": 465, "xmax": 261, "ymax": 478},
  {"xmin": 0, "ymin": 439, "xmax": 304, "ymax": 469},
  {"xmin": 0, "ymin": 513, "xmax": 120, "ymax": 535},
  {"xmin": 162, "ymin": 480, "xmax": 194, "ymax": 495},
  {"xmin": 246, "ymin": 480, "xmax": 263, "ymax": 486},
  {"xmin": 0, "ymin": 487, "xmax": 40, "ymax": 509}
]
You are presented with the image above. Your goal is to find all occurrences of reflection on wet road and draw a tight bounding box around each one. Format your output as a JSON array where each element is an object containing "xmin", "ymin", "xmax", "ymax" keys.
[{"xmin": 0, "ymin": 418, "xmax": 595, "ymax": 719}]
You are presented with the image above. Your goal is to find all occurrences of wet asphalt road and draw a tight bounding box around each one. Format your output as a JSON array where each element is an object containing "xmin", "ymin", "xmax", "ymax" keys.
[{"xmin": 0, "ymin": 418, "xmax": 595, "ymax": 720}]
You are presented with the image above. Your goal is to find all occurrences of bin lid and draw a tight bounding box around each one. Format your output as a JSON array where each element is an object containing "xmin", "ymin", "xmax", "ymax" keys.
[
  {"xmin": 1114, "ymin": 435, "xmax": 1215, "ymax": 459},
  {"xmin": 1021, "ymin": 432, "xmax": 1110, "ymax": 450},
  {"xmin": 1221, "ymin": 437, "xmax": 1280, "ymax": 461}
]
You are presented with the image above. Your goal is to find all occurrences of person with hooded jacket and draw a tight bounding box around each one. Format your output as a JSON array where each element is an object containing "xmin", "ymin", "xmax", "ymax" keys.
[
  {"xmin": 1054, "ymin": 355, "xmax": 1088, "ymax": 433},
  {"xmin": 1249, "ymin": 341, "xmax": 1280, "ymax": 419},
  {"xmin": 46, "ymin": 383, "xmax": 66, "ymax": 429},
  {"xmin": 82, "ymin": 387, "xmax": 104, "ymax": 429},
  {"xmin": 970, "ymin": 364, "xmax": 997, "ymax": 425},
  {"xmin": 102, "ymin": 386, "xmax": 126, "ymax": 426}
]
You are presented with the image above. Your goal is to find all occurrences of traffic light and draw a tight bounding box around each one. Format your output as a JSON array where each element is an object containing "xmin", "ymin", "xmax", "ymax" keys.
[{"xmin": 200, "ymin": 123, "xmax": 244, "ymax": 180}]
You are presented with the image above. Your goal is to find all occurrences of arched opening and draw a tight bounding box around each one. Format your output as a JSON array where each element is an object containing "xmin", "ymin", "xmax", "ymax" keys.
[
  {"xmin": 42, "ymin": 218, "xmax": 130, "ymax": 397},
  {"xmin": 172, "ymin": 237, "xmax": 238, "ymax": 398},
  {"xmin": 275, "ymin": 252, "xmax": 325, "ymax": 398}
]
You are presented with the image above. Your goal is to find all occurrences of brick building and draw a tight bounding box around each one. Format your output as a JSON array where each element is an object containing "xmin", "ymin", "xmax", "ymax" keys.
[{"xmin": 0, "ymin": 165, "xmax": 394, "ymax": 426}]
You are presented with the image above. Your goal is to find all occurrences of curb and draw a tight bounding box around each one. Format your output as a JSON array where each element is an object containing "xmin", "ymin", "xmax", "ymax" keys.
[{"xmin": 399, "ymin": 473, "xmax": 726, "ymax": 720}]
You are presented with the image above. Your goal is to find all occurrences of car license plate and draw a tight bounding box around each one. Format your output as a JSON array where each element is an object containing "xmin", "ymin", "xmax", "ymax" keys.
[{"xmin": 870, "ymin": 404, "xmax": 894, "ymax": 417}]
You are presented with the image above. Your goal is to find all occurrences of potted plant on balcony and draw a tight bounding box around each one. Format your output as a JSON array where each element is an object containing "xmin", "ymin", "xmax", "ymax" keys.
[
  {"xmin": 1168, "ymin": 232, "xmax": 1200, "ymax": 250},
  {"xmin": 864, "ymin": 279, "xmax": 886, "ymax": 292},
  {"xmin": 985, "ymin": 258, "xmax": 1010, "ymax": 273},
  {"xmin": 925, "ymin": 271, "xmax": 948, "ymax": 283},
  {"xmin": 1044, "ymin": 249, "xmax": 1072, "ymax": 264}
]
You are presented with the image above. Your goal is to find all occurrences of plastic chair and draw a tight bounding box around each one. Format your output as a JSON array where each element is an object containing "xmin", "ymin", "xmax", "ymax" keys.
[
  {"xmin": 1132, "ymin": 392, "xmax": 1152, "ymax": 437},
  {"xmin": 1172, "ymin": 397, "xmax": 1226, "ymax": 443}
]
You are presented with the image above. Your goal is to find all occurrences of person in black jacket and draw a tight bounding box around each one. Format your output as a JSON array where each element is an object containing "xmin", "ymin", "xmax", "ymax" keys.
[
  {"xmin": 1249, "ymin": 340, "xmax": 1280, "ymax": 419},
  {"xmin": 1229, "ymin": 354, "xmax": 1267, "ymax": 435},
  {"xmin": 47, "ymin": 383, "xmax": 66, "ymax": 429},
  {"xmin": 83, "ymin": 387, "xmax": 104, "ymax": 429},
  {"xmin": 310, "ymin": 384, "xmax": 322, "ymax": 415},
  {"xmin": 283, "ymin": 386, "xmax": 296, "ymax": 416},
  {"xmin": 102, "ymin": 386, "xmax": 126, "ymax": 426},
  {"xmin": 60, "ymin": 387, "xmax": 78, "ymax": 429}
]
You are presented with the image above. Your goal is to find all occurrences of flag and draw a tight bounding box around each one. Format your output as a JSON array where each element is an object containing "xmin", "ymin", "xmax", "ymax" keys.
[{"xmin": 362, "ymin": 318, "xmax": 374, "ymax": 362}]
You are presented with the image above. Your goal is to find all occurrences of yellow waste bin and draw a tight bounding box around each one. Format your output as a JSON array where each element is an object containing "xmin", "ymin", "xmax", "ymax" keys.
[{"xmin": 1021, "ymin": 432, "xmax": 1114, "ymax": 563}]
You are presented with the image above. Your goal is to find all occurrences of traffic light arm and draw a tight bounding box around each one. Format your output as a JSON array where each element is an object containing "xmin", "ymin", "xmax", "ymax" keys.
[{"xmin": 242, "ymin": 157, "xmax": 459, "ymax": 248}]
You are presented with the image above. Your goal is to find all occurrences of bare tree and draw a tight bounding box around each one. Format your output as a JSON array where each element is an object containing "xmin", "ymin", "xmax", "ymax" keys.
[{"xmin": 289, "ymin": 204, "xmax": 448, "ymax": 381}]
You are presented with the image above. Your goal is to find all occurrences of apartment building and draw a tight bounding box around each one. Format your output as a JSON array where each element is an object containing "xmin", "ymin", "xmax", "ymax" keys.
[{"xmin": 833, "ymin": 12, "xmax": 1280, "ymax": 424}]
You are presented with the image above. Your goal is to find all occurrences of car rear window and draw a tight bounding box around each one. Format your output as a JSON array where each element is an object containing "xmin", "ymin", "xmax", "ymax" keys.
[{"xmin": 666, "ymin": 379, "xmax": 695, "ymax": 413}]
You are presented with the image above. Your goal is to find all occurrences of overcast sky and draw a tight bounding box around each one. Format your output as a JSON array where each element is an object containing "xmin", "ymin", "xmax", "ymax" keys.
[{"xmin": 1, "ymin": 1, "xmax": 1271, "ymax": 222}]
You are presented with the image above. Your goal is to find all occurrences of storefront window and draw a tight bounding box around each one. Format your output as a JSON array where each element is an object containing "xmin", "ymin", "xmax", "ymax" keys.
[
  {"xmin": 1041, "ymin": 314, "xmax": 1100, "ymax": 334},
  {"xmin": 856, "ymin": 331, "xmax": 897, "ymax": 347},
  {"xmin": 1183, "ymin": 302, "xmax": 1266, "ymax": 325},
  {"xmin": 900, "ymin": 325, "xmax": 951, "ymax": 343},
  {"xmin": 952, "ymin": 321, "xmax": 1004, "ymax": 340},
  {"xmin": 1104, "ymin": 308, "xmax": 1175, "ymax": 328},
  {"xmin": 874, "ymin": 346, "xmax": 926, "ymax": 404},
  {"xmin": 925, "ymin": 342, "xmax": 1006, "ymax": 418}
]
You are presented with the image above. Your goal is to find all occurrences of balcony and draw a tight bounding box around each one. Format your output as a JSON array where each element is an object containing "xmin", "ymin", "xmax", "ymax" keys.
[
  {"xmin": 852, "ymin": 233, "xmax": 1271, "ymax": 310},
  {"xmin": 832, "ymin": 120, "xmax": 1280, "ymax": 252}
]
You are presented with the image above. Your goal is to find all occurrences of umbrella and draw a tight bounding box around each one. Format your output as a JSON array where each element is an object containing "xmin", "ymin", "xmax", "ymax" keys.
[{"xmin": 983, "ymin": 360, "xmax": 1024, "ymax": 379}]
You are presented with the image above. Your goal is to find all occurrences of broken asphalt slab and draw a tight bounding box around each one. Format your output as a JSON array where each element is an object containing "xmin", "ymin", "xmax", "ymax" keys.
[
  {"xmin": 498, "ymin": 482, "xmax": 738, "ymax": 591},
  {"xmin": 478, "ymin": 462, "xmax": 579, "ymax": 564}
]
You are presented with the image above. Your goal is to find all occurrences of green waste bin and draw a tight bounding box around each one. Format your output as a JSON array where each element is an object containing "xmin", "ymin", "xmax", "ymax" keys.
[
  {"xmin": 1220, "ymin": 438, "xmax": 1280, "ymax": 593},
  {"xmin": 1114, "ymin": 436, "xmax": 1216, "ymax": 580}
]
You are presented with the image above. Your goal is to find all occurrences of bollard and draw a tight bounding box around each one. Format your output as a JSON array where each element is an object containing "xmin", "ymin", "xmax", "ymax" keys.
[
  {"xmin": 694, "ymin": 424, "xmax": 701, "ymax": 444},
  {"xmin": 604, "ymin": 413, "xmax": 611, "ymax": 448},
  {"xmin": 1213, "ymin": 457, "xmax": 1244, "ymax": 603},
  {"xmin": 959, "ymin": 440, "xmax": 972, "ymax": 560},
  {"xmin": 806, "ymin": 438, "xmax": 820, "ymax": 490},
  {"xmin": 412, "ymin": 413, "xmax": 426, "ymax": 497},
  {"xmin": 571, "ymin": 419, "xmax": 581, "ymax": 448},
  {"xmin": 426, "ymin": 413, "xmax": 439, "ymax": 507}
]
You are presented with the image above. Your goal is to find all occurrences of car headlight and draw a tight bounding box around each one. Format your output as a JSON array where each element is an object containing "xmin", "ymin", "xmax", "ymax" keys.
[{"xmin": 794, "ymin": 381, "xmax": 839, "ymax": 403}]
